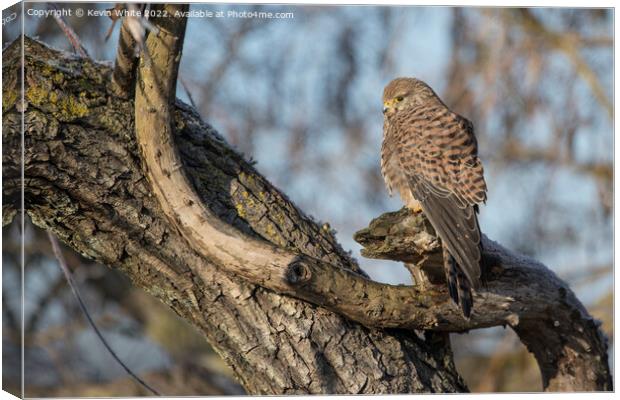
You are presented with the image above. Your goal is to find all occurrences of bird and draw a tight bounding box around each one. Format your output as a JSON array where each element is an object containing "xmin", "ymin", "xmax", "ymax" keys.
[{"xmin": 380, "ymin": 77, "xmax": 487, "ymax": 318}]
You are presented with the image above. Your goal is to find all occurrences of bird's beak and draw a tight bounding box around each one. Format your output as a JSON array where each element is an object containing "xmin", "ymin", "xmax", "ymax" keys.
[{"xmin": 382, "ymin": 100, "xmax": 392, "ymax": 114}]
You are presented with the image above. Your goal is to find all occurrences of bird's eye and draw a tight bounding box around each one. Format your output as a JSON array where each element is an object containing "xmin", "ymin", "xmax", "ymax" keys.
[{"xmin": 395, "ymin": 96, "xmax": 404, "ymax": 102}]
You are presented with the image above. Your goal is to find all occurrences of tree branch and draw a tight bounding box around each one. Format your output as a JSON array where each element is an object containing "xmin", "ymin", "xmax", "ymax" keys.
[
  {"xmin": 354, "ymin": 208, "xmax": 611, "ymax": 391},
  {"xmin": 131, "ymin": 4, "xmax": 456, "ymax": 335},
  {"xmin": 49, "ymin": 3, "xmax": 89, "ymax": 58},
  {"xmin": 5, "ymin": 36, "xmax": 465, "ymax": 394},
  {"xmin": 47, "ymin": 231, "xmax": 161, "ymax": 395},
  {"xmin": 110, "ymin": 9, "xmax": 141, "ymax": 98}
]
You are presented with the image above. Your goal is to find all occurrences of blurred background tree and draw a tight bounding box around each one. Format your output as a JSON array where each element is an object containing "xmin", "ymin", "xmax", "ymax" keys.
[{"xmin": 2, "ymin": 3, "xmax": 612, "ymax": 394}]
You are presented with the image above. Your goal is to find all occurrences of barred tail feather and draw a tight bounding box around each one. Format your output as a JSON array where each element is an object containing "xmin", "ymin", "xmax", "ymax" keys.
[
  {"xmin": 444, "ymin": 248, "xmax": 459, "ymax": 305},
  {"xmin": 443, "ymin": 246, "xmax": 474, "ymax": 318},
  {"xmin": 456, "ymin": 268, "xmax": 473, "ymax": 319}
]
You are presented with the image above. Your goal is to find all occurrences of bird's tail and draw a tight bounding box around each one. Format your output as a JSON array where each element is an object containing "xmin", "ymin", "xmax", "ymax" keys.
[{"xmin": 443, "ymin": 247, "xmax": 473, "ymax": 318}]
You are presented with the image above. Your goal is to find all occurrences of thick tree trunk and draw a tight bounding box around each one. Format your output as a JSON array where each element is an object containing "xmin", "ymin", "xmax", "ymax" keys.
[{"xmin": 2, "ymin": 37, "xmax": 466, "ymax": 394}]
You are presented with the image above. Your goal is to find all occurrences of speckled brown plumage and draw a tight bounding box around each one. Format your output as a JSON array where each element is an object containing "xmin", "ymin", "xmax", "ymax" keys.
[{"xmin": 381, "ymin": 77, "xmax": 487, "ymax": 317}]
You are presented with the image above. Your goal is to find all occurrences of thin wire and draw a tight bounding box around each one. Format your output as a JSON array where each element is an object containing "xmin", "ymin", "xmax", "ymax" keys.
[{"xmin": 47, "ymin": 232, "xmax": 161, "ymax": 396}]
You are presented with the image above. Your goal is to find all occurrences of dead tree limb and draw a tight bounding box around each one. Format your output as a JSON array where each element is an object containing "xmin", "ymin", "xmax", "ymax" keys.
[{"xmin": 354, "ymin": 209, "xmax": 612, "ymax": 391}]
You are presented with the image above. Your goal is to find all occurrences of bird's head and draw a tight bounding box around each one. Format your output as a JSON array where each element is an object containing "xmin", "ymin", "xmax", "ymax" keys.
[{"xmin": 382, "ymin": 77, "xmax": 439, "ymax": 117}]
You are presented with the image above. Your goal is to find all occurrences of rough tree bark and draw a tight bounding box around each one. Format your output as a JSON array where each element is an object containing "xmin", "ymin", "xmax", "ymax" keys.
[{"xmin": 2, "ymin": 11, "xmax": 611, "ymax": 394}]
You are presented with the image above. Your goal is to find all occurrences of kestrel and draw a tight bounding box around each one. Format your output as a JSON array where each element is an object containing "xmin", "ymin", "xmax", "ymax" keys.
[{"xmin": 380, "ymin": 77, "xmax": 487, "ymax": 318}]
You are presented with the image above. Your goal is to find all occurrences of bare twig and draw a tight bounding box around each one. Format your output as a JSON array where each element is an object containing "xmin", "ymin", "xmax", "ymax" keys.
[
  {"xmin": 49, "ymin": 3, "xmax": 89, "ymax": 58},
  {"xmin": 47, "ymin": 232, "xmax": 161, "ymax": 396},
  {"xmin": 180, "ymin": 76, "xmax": 198, "ymax": 109},
  {"xmin": 103, "ymin": 6, "xmax": 122, "ymax": 42}
]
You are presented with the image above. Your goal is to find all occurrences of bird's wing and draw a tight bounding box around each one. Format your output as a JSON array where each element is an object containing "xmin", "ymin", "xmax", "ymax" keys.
[
  {"xmin": 412, "ymin": 113, "xmax": 486, "ymax": 207},
  {"xmin": 394, "ymin": 110, "xmax": 487, "ymax": 287},
  {"xmin": 408, "ymin": 174, "xmax": 483, "ymax": 287}
]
